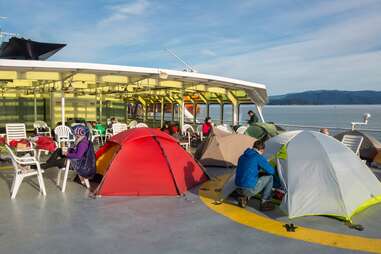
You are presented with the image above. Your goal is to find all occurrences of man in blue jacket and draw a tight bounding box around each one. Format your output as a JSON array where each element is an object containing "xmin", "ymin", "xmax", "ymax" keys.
[{"xmin": 235, "ymin": 140, "xmax": 275, "ymax": 211}]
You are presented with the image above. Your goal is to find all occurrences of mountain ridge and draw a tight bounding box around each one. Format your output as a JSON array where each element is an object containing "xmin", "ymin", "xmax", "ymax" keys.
[{"xmin": 268, "ymin": 90, "xmax": 381, "ymax": 105}]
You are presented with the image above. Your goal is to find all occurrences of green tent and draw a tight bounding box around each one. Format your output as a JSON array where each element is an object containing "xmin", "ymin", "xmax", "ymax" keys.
[{"xmin": 245, "ymin": 123, "xmax": 279, "ymax": 140}]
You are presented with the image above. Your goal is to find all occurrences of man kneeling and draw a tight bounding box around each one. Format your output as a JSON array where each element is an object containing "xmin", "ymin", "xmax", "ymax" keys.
[{"xmin": 235, "ymin": 140, "xmax": 275, "ymax": 211}]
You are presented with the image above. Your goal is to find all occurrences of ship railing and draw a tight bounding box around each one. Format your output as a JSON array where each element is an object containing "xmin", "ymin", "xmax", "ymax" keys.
[{"xmin": 275, "ymin": 123, "xmax": 381, "ymax": 138}]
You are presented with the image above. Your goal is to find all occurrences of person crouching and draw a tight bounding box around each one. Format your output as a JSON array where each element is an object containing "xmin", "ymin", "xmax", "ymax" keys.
[{"xmin": 235, "ymin": 140, "xmax": 275, "ymax": 211}]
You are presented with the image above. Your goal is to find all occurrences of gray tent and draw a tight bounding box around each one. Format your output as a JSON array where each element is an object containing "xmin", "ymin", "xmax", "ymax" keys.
[
  {"xmin": 219, "ymin": 131, "xmax": 381, "ymax": 221},
  {"xmin": 268, "ymin": 131, "xmax": 381, "ymax": 220}
]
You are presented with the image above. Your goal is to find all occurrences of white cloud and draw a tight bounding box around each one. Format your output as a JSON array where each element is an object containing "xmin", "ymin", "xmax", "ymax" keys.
[
  {"xmin": 201, "ymin": 49, "xmax": 217, "ymax": 57},
  {"xmin": 6, "ymin": 0, "xmax": 380, "ymax": 94},
  {"xmin": 50, "ymin": 0, "xmax": 153, "ymax": 62},
  {"xmin": 194, "ymin": 9, "xmax": 381, "ymax": 94},
  {"xmin": 99, "ymin": 0, "xmax": 150, "ymax": 26}
]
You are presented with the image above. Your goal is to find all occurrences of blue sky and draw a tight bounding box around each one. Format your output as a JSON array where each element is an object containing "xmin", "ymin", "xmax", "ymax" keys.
[{"xmin": 1, "ymin": 0, "xmax": 381, "ymax": 95}]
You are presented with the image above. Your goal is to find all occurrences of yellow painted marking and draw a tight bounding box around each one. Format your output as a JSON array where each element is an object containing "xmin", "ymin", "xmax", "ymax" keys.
[{"xmin": 199, "ymin": 175, "xmax": 381, "ymax": 253}]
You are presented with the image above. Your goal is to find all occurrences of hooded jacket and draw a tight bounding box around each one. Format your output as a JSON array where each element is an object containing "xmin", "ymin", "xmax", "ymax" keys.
[{"xmin": 235, "ymin": 148, "xmax": 275, "ymax": 188}]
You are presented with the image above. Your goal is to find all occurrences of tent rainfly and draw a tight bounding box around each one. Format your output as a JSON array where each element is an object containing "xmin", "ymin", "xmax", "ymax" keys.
[
  {"xmin": 195, "ymin": 127, "xmax": 256, "ymax": 168},
  {"xmin": 266, "ymin": 131, "xmax": 381, "ymax": 221},
  {"xmin": 219, "ymin": 131, "xmax": 381, "ymax": 221},
  {"xmin": 95, "ymin": 128, "xmax": 208, "ymax": 196}
]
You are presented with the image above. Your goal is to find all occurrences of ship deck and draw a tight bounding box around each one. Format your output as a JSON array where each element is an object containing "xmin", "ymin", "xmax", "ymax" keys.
[{"xmin": 0, "ymin": 161, "xmax": 380, "ymax": 254}]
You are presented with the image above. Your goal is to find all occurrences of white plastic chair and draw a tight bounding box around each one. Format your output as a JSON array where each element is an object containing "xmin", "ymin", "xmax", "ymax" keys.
[
  {"xmin": 56, "ymin": 160, "xmax": 90, "ymax": 192},
  {"xmin": 128, "ymin": 120, "xmax": 138, "ymax": 129},
  {"xmin": 135, "ymin": 123, "xmax": 148, "ymax": 128},
  {"xmin": 180, "ymin": 124, "xmax": 194, "ymax": 151},
  {"xmin": 87, "ymin": 125, "xmax": 103, "ymax": 145},
  {"xmin": 341, "ymin": 135, "xmax": 364, "ymax": 156},
  {"xmin": 33, "ymin": 121, "xmax": 52, "ymax": 137},
  {"xmin": 181, "ymin": 124, "xmax": 194, "ymax": 136},
  {"xmin": 105, "ymin": 128, "xmax": 113, "ymax": 141},
  {"xmin": 236, "ymin": 125, "xmax": 248, "ymax": 135},
  {"xmin": 196, "ymin": 125, "xmax": 205, "ymax": 141},
  {"xmin": 6, "ymin": 123, "xmax": 35, "ymax": 155},
  {"xmin": 5, "ymin": 145, "xmax": 46, "ymax": 199},
  {"xmin": 112, "ymin": 123, "xmax": 128, "ymax": 135},
  {"xmin": 91, "ymin": 128, "xmax": 103, "ymax": 144},
  {"xmin": 54, "ymin": 125, "xmax": 75, "ymax": 148}
]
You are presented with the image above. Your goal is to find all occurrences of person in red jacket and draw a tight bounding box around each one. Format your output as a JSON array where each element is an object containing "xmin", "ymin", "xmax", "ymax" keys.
[{"xmin": 202, "ymin": 117, "xmax": 213, "ymax": 137}]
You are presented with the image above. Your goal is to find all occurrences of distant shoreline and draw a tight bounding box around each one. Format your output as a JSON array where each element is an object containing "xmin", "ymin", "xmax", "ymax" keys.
[
  {"xmin": 264, "ymin": 104, "xmax": 381, "ymax": 106},
  {"xmin": 268, "ymin": 90, "xmax": 381, "ymax": 105}
]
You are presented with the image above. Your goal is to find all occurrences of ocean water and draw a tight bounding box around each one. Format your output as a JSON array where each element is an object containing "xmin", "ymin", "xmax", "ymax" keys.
[{"xmin": 194, "ymin": 104, "xmax": 381, "ymax": 140}]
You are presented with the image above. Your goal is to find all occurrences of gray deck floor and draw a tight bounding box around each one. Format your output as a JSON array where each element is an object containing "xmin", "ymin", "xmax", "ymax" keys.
[{"xmin": 0, "ymin": 163, "xmax": 380, "ymax": 254}]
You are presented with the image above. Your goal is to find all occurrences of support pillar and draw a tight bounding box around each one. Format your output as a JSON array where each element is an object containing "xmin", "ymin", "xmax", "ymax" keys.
[
  {"xmin": 171, "ymin": 103, "xmax": 175, "ymax": 121},
  {"xmin": 232, "ymin": 104, "xmax": 239, "ymax": 126},
  {"xmin": 99, "ymin": 93, "xmax": 103, "ymax": 123},
  {"xmin": 206, "ymin": 103, "xmax": 210, "ymax": 118},
  {"xmin": 193, "ymin": 102, "xmax": 197, "ymax": 124},
  {"xmin": 125, "ymin": 98, "xmax": 129, "ymax": 123},
  {"xmin": 160, "ymin": 97, "xmax": 165, "ymax": 127},
  {"xmin": 220, "ymin": 103, "xmax": 224, "ymax": 125},
  {"xmin": 49, "ymin": 90, "xmax": 54, "ymax": 127},
  {"xmin": 60, "ymin": 79, "xmax": 65, "ymax": 126},
  {"xmin": 152, "ymin": 103, "xmax": 156, "ymax": 126},
  {"xmin": 256, "ymin": 105, "xmax": 265, "ymax": 123},
  {"xmin": 144, "ymin": 104, "xmax": 148, "ymax": 122},
  {"xmin": 61, "ymin": 90, "xmax": 65, "ymax": 126},
  {"xmin": 179, "ymin": 94, "xmax": 185, "ymax": 130},
  {"xmin": 33, "ymin": 90, "xmax": 37, "ymax": 122}
]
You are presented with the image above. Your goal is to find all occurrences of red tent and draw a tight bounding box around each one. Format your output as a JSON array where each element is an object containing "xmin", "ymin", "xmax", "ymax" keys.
[{"xmin": 96, "ymin": 128, "xmax": 208, "ymax": 196}]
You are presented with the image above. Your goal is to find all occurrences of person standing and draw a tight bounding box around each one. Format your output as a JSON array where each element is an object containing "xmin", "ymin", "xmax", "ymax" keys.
[
  {"xmin": 247, "ymin": 110, "xmax": 259, "ymax": 125},
  {"xmin": 202, "ymin": 117, "xmax": 213, "ymax": 137}
]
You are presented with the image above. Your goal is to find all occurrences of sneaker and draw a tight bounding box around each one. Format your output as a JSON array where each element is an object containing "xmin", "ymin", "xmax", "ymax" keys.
[
  {"xmin": 238, "ymin": 196, "xmax": 248, "ymax": 208},
  {"xmin": 260, "ymin": 201, "xmax": 275, "ymax": 211}
]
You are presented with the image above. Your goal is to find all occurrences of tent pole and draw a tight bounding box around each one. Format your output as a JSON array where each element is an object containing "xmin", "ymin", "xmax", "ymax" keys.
[
  {"xmin": 33, "ymin": 89, "xmax": 37, "ymax": 122},
  {"xmin": 160, "ymin": 97, "xmax": 165, "ymax": 127},
  {"xmin": 206, "ymin": 103, "xmax": 210, "ymax": 118},
  {"xmin": 256, "ymin": 105, "xmax": 265, "ymax": 123}
]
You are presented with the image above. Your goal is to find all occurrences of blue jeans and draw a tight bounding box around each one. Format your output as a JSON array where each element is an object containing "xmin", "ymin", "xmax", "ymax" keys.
[{"xmin": 238, "ymin": 175, "xmax": 273, "ymax": 202}]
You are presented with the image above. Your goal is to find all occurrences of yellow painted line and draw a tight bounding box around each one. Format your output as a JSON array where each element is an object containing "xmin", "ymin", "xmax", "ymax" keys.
[
  {"xmin": 199, "ymin": 175, "xmax": 381, "ymax": 253},
  {"xmin": 0, "ymin": 165, "xmax": 13, "ymax": 170}
]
